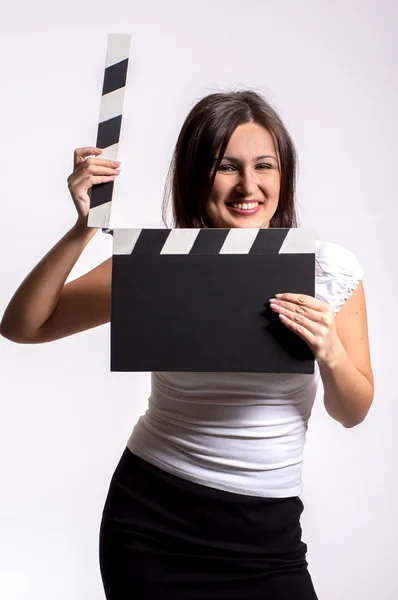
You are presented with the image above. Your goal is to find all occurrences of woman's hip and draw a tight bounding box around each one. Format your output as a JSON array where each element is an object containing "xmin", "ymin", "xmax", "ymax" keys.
[{"xmin": 99, "ymin": 447, "xmax": 318, "ymax": 599}]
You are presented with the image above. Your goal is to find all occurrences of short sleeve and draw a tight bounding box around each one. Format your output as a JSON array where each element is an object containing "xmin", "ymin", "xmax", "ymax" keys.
[{"xmin": 315, "ymin": 240, "xmax": 365, "ymax": 313}]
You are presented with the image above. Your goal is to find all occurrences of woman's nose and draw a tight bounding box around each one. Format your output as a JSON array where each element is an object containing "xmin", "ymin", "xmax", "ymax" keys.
[{"xmin": 236, "ymin": 171, "xmax": 257, "ymax": 195}]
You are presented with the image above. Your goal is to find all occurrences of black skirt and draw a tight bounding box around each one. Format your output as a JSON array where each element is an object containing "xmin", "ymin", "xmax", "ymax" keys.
[{"xmin": 99, "ymin": 447, "xmax": 318, "ymax": 600}]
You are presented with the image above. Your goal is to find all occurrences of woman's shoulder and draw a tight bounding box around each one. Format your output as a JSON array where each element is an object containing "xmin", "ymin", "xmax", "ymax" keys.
[
  {"xmin": 315, "ymin": 239, "xmax": 365, "ymax": 313},
  {"xmin": 315, "ymin": 239, "xmax": 364, "ymax": 277}
]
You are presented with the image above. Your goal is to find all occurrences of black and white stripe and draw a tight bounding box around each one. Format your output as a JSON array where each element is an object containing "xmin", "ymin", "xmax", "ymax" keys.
[
  {"xmin": 88, "ymin": 34, "xmax": 131, "ymax": 229},
  {"xmin": 112, "ymin": 228, "xmax": 316, "ymax": 255}
]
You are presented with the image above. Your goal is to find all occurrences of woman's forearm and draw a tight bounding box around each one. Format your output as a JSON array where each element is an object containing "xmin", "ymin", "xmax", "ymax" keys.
[
  {"xmin": 319, "ymin": 338, "xmax": 374, "ymax": 428},
  {"xmin": 0, "ymin": 219, "xmax": 98, "ymax": 342}
]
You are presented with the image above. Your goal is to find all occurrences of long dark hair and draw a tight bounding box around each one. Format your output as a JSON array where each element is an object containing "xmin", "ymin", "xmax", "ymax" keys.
[{"xmin": 162, "ymin": 89, "xmax": 299, "ymax": 228}]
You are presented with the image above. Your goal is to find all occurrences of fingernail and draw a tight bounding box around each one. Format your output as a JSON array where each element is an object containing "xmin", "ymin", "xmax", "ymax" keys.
[{"xmin": 275, "ymin": 294, "xmax": 283, "ymax": 299}]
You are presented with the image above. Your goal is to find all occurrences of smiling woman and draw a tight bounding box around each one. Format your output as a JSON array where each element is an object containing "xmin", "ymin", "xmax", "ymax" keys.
[
  {"xmin": 162, "ymin": 90, "xmax": 298, "ymax": 229},
  {"xmin": 0, "ymin": 89, "xmax": 373, "ymax": 600}
]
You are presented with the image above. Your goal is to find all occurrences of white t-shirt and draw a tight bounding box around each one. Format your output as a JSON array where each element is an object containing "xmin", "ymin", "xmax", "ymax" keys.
[{"xmin": 127, "ymin": 240, "xmax": 364, "ymax": 498}]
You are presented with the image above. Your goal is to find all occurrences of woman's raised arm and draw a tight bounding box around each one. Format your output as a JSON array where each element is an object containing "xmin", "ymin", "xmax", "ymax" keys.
[{"xmin": 0, "ymin": 147, "xmax": 120, "ymax": 343}]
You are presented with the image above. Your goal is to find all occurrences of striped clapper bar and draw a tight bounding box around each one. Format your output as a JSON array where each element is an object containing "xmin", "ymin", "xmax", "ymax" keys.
[
  {"xmin": 88, "ymin": 34, "xmax": 132, "ymax": 229},
  {"xmin": 111, "ymin": 227, "xmax": 316, "ymax": 373}
]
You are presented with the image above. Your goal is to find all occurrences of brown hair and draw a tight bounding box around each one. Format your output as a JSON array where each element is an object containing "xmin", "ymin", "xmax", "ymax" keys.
[{"xmin": 162, "ymin": 89, "xmax": 299, "ymax": 228}]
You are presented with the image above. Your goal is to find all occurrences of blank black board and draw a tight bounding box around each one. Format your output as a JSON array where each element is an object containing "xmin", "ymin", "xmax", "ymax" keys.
[{"xmin": 110, "ymin": 228, "xmax": 316, "ymax": 373}]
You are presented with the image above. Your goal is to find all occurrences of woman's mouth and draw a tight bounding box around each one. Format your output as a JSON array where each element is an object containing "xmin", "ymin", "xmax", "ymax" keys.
[{"xmin": 226, "ymin": 201, "xmax": 262, "ymax": 216}]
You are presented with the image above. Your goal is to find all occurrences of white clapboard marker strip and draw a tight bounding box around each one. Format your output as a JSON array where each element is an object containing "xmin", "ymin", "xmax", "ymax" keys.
[
  {"xmin": 160, "ymin": 229, "xmax": 200, "ymax": 254},
  {"xmin": 98, "ymin": 142, "xmax": 120, "ymax": 163},
  {"xmin": 89, "ymin": 204, "xmax": 113, "ymax": 230},
  {"xmin": 88, "ymin": 34, "xmax": 132, "ymax": 229},
  {"xmin": 99, "ymin": 88, "xmax": 126, "ymax": 124},
  {"xmin": 105, "ymin": 34, "xmax": 132, "ymax": 68},
  {"xmin": 219, "ymin": 229, "xmax": 260, "ymax": 254},
  {"xmin": 113, "ymin": 229, "xmax": 142, "ymax": 255},
  {"xmin": 279, "ymin": 228, "xmax": 316, "ymax": 254}
]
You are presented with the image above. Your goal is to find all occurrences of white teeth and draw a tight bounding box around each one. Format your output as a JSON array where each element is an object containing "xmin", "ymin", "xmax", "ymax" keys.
[{"xmin": 230, "ymin": 202, "xmax": 259, "ymax": 210}]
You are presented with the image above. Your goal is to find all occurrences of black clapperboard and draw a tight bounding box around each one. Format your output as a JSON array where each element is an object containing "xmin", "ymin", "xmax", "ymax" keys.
[{"xmin": 110, "ymin": 227, "xmax": 316, "ymax": 373}]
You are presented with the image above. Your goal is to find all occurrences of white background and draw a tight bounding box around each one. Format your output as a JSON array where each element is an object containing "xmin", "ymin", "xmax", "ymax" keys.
[{"xmin": 1, "ymin": 0, "xmax": 397, "ymax": 598}]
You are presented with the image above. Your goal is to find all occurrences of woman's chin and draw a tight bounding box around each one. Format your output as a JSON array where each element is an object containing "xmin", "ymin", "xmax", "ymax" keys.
[{"xmin": 219, "ymin": 212, "xmax": 269, "ymax": 229}]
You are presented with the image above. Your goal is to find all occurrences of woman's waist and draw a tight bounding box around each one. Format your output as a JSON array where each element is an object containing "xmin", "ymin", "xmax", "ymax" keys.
[{"xmin": 129, "ymin": 412, "xmax": 307, "ymax": 472}]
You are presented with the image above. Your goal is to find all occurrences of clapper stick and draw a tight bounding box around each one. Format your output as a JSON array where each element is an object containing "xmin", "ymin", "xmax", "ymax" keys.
[
  {"xmin": 88, "ymin": 34, "xmax": 132, "ymax": 229},
  {"xmin": 110, "ymin": 227, "xmax": 316, "ymax": 373}
]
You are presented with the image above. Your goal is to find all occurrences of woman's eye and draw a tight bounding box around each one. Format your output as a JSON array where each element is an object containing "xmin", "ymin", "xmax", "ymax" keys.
[{"xmin": 218, "ymin": 163, "xmax": 272, "ymax": 172}]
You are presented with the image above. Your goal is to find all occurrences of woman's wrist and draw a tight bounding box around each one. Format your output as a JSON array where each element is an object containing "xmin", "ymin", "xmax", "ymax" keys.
[{"xmin": 71, "ymin": 216, "xmax": 99, "ymax": 240}]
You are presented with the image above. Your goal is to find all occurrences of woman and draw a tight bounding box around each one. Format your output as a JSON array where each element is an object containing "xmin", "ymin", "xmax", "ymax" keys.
[{"xmin": 0, "ymin": 90, "xmax": 374, "ymax": 599}]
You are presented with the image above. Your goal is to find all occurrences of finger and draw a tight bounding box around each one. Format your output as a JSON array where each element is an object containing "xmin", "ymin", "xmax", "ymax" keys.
[
  {"xmin": 71, "ymin": 163, "xmax": 120, "ymax": 182},
  {"xmin": 85, "ymin": 158, "xmax": 121, "ymax": 168},
  {"xmin": 277, "ymin": 311, "xmax": 318, "ymax": 345},
  {"xmin": 73, "ymin": 147, "xmax": 103, "ymax": 169},
  {"xmin": 270, "ymin": 299, "xmax": 328, "ymax": 327},
  {"xmin": 68, "ymin": 172, "xmax": 118, "ymax": 192},
  {"xmin": 70, "ymin": 173, "xmax": 118, "ymax": 191},
  {"xmin": 272, "ymin": 293, "xmax": 322, "ymax": 311},
  {"xmin": 276, "ymin": 305, "xmax": 319, "ymax": 334},
  {"xmin": 270, "ymin": 297, "xmax": 334, "ymax": 328},
  {"xmin": 269, "ymin": 298, "xmax": 315, "ymax": 316},
  {"xmin": 68, "ymin": 169, "xmax": 119, "ymax": 191},
  {"xmin": 70, "ymin": 162, "xmax": 121, "ymax": 184}
]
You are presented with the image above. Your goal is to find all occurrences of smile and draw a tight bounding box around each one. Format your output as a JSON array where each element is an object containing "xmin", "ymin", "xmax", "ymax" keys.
[{"xmin": 226, "ymin": 201, "xmax": 262, "ymax": 215}]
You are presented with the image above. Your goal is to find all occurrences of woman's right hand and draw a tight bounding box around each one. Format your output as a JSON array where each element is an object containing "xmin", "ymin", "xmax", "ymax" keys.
[{"xmin": 67, "ymin": 147, "xmax": 121, "ymax": 222}]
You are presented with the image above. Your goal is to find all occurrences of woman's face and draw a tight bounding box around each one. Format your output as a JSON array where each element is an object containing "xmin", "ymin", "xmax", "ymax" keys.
[{"xmin": 206, "ymin": 122, "xmax": 281, "ymax": 228}]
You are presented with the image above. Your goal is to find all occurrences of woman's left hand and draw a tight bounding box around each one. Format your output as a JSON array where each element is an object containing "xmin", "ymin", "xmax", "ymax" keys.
[{"xmin": 269, "ymin": 293, "xmax": 340, "ymax": 364}]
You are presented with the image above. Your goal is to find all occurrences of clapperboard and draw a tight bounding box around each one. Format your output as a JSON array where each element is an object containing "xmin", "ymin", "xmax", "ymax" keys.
[
  {"xmin": 87, "ymin": 35, "xmax": 315, "ymax": 374},
  {"xmin": 110, "ymin": 228, "xmax": 315, "ymax": 373}
]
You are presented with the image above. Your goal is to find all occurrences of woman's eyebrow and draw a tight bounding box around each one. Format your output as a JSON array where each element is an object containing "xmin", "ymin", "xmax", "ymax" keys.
[{"xmin": 214, "ymin": 154, "xmax": 277, "ymax": 163}]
